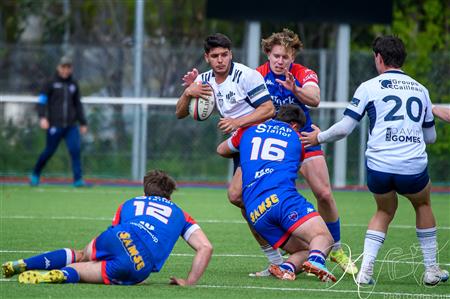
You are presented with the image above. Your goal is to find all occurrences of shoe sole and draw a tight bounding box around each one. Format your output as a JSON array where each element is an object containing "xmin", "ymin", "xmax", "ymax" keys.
[
  {"xmin": 2, "ymin": 263, "xmax": 14, "ymax": 278},
  {"xmin": 268, "ymin": 265, "xmax": 296, "ymax": 281},
  {"xmin": 330, "ymin": 256, "xmax": 359, "ymax": 275},
  {"xmin": 302, "ymin": 262, "xmax": 337, "ymax": 282},
  {"xmin": 19, "ymin": 270, "xmax": 65, "ymax": 284}
]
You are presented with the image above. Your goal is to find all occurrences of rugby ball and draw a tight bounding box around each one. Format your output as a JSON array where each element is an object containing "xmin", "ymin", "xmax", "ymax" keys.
[{"xmin": 188, "ymin": 90, "xmax": 215, "ymax": 121}]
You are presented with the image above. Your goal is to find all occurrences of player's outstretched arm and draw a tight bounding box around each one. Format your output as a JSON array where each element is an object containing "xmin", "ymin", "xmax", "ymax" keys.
[
  {"xmin": 301, "ymin": 116, "xmax": 358, "ymax": 147},
  {"xmin": 432, "ymin": 105, "xmax": 450, "ymax": 123},
  {"xmin": 175, "ymin": 82, "xmax": 212, "ymax": 119},
  {"xmin": 170, "ymin": 229, "xmax": 213, "ymax": 286}
]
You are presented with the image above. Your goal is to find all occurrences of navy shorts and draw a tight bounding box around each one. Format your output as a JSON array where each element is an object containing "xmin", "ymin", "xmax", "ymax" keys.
[
  {"xmin": 245, "ymin": 189, "xmax": 319, "ymax": 249},
  {"xmin": 92, "ymin": 224, "xmax": 153, "ymax": 285},
  {"xmin": 367, "ymin": 167, "xmax": 430, "ymax": 195}
]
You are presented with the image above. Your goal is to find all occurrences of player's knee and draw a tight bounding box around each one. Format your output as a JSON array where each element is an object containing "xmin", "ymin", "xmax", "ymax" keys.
[
  {"xmin": 314, "ymin": 188, "xmax": 334, "ymax": 204},
  {"xmin": 377, "ymin": 207, "xmax": 396, "ymax": 222},
  {"xmin": 74, "ymin": 249, "xmax": 85, "ymax": 262}
]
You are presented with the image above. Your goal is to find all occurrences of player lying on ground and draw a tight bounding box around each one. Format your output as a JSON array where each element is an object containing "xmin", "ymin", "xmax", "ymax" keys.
[
  {"xmin": 2, "ymin": 170, "xmax": 213, "ymax": 286},
  {"xmin": 301, "ymin": 35, "xmax": 448, "ymax": 286},
  {"xmin": 217, "ymin": 104, "xmax": 336, "ymax": 282}
]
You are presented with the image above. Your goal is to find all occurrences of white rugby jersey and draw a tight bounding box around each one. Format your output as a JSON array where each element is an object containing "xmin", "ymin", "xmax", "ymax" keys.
[
  {"xmin": 344, "ymin": 70, "xmax": 435, "ymax": 174},
  {"xmin": 194, "ymin": 62, "xmax": 272, "ymax": 118}
]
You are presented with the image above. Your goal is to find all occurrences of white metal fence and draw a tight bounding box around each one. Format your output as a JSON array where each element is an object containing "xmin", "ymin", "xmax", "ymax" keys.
[{"xmin": 2, "ymin": 95, "xmax": 448, "ymax": 186}]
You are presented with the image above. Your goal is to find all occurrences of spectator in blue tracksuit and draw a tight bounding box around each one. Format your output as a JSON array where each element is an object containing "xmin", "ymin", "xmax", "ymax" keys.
[{"xmin": 30, "ymin": 55, "xmax": 88, "ymax": 187}]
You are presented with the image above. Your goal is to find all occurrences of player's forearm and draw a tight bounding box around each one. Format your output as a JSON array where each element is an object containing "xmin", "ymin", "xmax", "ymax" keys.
[
  {"xmin": 423, "ymin": 127, "xmax": 437, "ymax": 144},
  {"xmin": 175, "ymin": 90, "xmax": 191, "ymax": 119},
  {"xmin": 294, "ymin": 85, "xmax": 320, "ymax": 107},
  {"xmin": 236, "ymin": 101, "xmax": 275, "ymax": 128},
  {"xmin": 317, "ymin": 116, "xmax": 358, "ymax": 143},
  {"xmin": 186, "ymin": 246, "xmax": 213, "ymax": 285},
  {"xmin": 432, "ymin": 106, "xmax": 450, "ymax": 123}
]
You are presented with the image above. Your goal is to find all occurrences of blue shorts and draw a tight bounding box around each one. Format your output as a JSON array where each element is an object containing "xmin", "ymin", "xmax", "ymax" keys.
[
  {"xmin": 367, "ymin": 167, "xmax": 430, "ymax": 195},
  {"xmin": 245, "ymin": 189, "xmax": 319, "ymax": 249},
  {"xmin": 92, "ymin": 224, "xmax": 153, "ymax": 285},
  {"xmin": 304, "ymin": 144, "xmax": 323, "ymax": 159},
  {"xmin": 300, "ymin": 126, "xmax": 323, "ymax": 159}
]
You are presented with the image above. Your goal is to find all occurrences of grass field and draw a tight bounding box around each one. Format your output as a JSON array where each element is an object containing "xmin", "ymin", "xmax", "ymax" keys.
[{"xmin": 0, "ymin": 184, "xmax": 449, "ymax": 298}]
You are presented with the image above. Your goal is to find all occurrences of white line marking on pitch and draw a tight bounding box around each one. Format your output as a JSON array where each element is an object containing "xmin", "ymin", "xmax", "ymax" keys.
[
  {"xmin": 1, "ymin": 215, "xmax": 449, "ymax": 230},
  {"xmin": 196, "ymin": 284, "xmax": 450, "ymax": 298},
  {"xmin": 1, "ymin": 250, "xmax": 448, "ymax": 266}
]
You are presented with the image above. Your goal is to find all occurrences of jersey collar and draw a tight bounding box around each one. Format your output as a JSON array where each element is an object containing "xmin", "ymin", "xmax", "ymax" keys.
[
  {"xmin": 211, "ymin": 62, "xmax": 234, "ymax": 77},
  {"xmin": 383, "ymin": 70, "xmax": 405, "ymax": 75}
]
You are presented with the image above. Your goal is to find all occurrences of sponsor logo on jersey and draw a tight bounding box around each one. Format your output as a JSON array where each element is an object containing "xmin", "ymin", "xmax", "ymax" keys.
[
  {"xmin": 254, "ymin": 167, "xmax": 274, "ymax": 179},
  {"xmin": 265, "ymin": 79, "xmax": 275, "ymax": 86},
  {"xmin": 226, "ymin": 91, "xmax": 237, "ymax": 104},
  {"xmin": 350, "ymin": 98, "xmax": 360, "ymax": 107},
  {"xmin": 117, "ymin": 231, "xmax": 146, "ymax": 271},
  {"xmin": 272, "ymin": 95, "xmax": 297, "ymax": 109},
  {"xmin": 303, "ymin": 72, "xmax": 317, "ymax": 82},
  {"xmin": 385, "ymin": 127, "xmax": 421, "ymax": 143},
  {"xmin": 249, "ymin": 194, "xmax": 279, "ymax": 224},
  {"xmin": 255, "ymin": 123, "xmax": 293, "ymax": 137},
  {"xmin": 288, "ymin": 211, "xmax": 298, "ymax": 221},
  {"xmin": 216, "ymin": 91, "xmax": 224, "ymax": 107},
  {"xmin": 44, "ymin": 257, "xmax": 51, "ymax": 269},
  {"xmin": 379, "ymin": 79, "xmax": 422, "ymax": 92}
]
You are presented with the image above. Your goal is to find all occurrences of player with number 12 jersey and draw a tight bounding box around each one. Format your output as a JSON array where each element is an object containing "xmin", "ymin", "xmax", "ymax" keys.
[{"xmin": 92, "ymin": 195, "xmax": 200, "ymax": 284}]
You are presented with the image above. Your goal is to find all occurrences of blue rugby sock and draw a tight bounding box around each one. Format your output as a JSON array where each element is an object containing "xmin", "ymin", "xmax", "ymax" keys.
[
  {"xmin": 308, "ymin": 250, "xmax": 327, "ymax": 267},
  {"xmin": 280, "ymin": 262, "xmax": 296, "ymax": 273},
  {"xmin": 61, "ymin": 266, "xmax": 80, "ymax": 283},
  {"xmin": 326, "ymin": 218, "xmax": 341, "ymax": 250},
  {"xmin": 24, "ymin": 248, "xmax": 75, "ymax": 270}
]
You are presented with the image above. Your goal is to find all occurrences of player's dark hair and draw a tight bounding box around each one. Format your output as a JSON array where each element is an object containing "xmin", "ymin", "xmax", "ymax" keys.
[
  {"xmin": 143, "ymin": 169, "xmax": 177, "ymax": 199},
  {"xmin": 372, "ymin": 35, "xmax": 406, "ymax": 68},
  {"xmin": 275, "ymin": 104, "xmax": 306, "ymax": 129},
  {"xmin": 204, "ymin": 33, "xmax": 232, "ymax": 53}
]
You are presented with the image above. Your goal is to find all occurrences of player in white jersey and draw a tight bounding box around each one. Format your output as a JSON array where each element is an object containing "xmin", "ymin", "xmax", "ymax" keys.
[
  {"xmin": 176, "ymin": 33, "xmax": 280, "ymax": 272},
  {"xmin": 301, "ymin": 35, "xmax": 448, "ymax": 286}
]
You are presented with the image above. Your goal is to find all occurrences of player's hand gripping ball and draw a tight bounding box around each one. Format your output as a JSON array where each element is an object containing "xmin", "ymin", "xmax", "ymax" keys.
[{"xmin": 189, "ymin": 82, "xmax": 215, "ymax": 121}]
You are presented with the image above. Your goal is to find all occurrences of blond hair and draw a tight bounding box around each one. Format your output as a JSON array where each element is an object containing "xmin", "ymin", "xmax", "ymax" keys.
[{"xmin": 261, "ymin": 28, "xmax": 303, "ymax": 57}]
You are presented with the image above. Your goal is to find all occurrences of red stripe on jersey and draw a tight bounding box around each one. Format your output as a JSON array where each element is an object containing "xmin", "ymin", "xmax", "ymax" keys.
[
  {"xmin": 101, "ymin": 261, "xmax": 111, "ymax": 285},
  {"xmin": 71, "ymin": 249, "xmax": 76, "ymax": 263},
  {"xmin": 256, "ymin": 62, "xmax": 270, "ymax": 77},
  {"xmin": 290, "ymin": 63, "xmax": 319, "ymax": 87},
  {"xmin": 112, "ymin": 204, "xmax": 123, "ymax": 226},
  {"xmin": 273, "ymin": 212, "xmax": 319, "ymax": 249},
  {"xmin": 90, "ymin": 238, "xmax": 97, "ymax": 261},
  {"xmin": 230, "ymin": 127, "xmax": 247, "ymax": 149},
  {"xmin": 304, "ymin": 150, "xmax": 323, "ymax": 159},
  {"xmin": 183, "ymin": 211, "xmax": 197, "ymax": 225}
]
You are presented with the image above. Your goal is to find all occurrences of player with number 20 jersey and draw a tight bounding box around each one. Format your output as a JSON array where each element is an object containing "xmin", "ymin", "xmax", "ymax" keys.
[{"xmin": 344, "ymin": 70, "xmax": 434, "ymax": 177}]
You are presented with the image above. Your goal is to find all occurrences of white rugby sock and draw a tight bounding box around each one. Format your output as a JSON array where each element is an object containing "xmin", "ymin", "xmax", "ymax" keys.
[
  {"xmin": 361, "ymin": 230, "xmax": 385, "ymax": 275},
  {"xmin": 416, "ymin": 227, "xmax": 437, "ymax": 269},
  {"xmin": 261, "ymin": 245, "xmax": 283, "ymax": 265}
]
